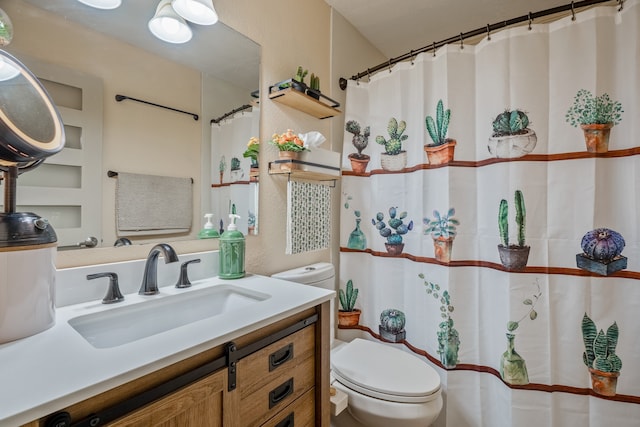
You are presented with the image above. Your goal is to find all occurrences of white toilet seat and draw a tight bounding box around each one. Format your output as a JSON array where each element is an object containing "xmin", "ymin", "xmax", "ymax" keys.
[{"xmin": 331, "ymin": 338, "xmax": 441, "ymax": 404}]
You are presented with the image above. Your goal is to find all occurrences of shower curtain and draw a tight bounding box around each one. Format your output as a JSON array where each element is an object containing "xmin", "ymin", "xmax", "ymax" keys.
[
  {"xmin": 211, "ymin": 108, "xmax": 260, "ymax": 234},
  {"xmin": 339, "ymin": 2, "xmax": 640, "ymax": 426}
]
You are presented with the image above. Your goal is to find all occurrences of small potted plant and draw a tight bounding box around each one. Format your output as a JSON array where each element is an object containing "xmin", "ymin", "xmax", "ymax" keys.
[
  {"xmin": 372, "ymin": 206, "xmax": 413, "ymax": 256},
  {"xmin": 582, "ymin": 313, "xmax": 622, "ymax": 396},
  {"xmin": 230, "ymin": 157, "xmax": 243, "ymax": 181},
  {"xmin": 488, "ymin": 109, "xmax": 537, "ymax": 158},
  {"xmin": 270, "ymin": 129, "xmax": 308, "ymax": 170},
  {"xmin": 497, "ymin": 189, "xmax": 530, "ymax": 271},
  {"xmin": 218, "ymin": 155, "xmax": 226, "ymax": 184},
  {"xmin": 307, "ymin": 73, "xmax": 321, "ymax": 100},
  {"xmin": 419, "ymin": 273, "xmax": 460, "ymax": 368},
  {"xmin": 565, "ymin": 89, "xmax": 623, "ymax": 153},
  {"xmin": 338, "ymin": 279, "xmax": 361, "ymax": 327},
  {"xmin": 247, "ymin": 211, "xmax": 256, "ymax": 235},
  {"xmin": 500, "ymin": 281, "xmax": 542, "ymax": 385},
  {"xmin": 243, "ymin": 136, "xmax": 260, "ymax": 169},
  {"xmin": 292, "ymin": 66, "xmax": 308, "ymax": 92},
  {"xmin": 345, "ymin": 120, "xmax": 371, "ymax": 174},
  {"xmin": 375, "ymin": 117, "xmax": 408, "ymax": 171},
  {"xmin": 424, "ymin": 99, "xmax": 456, "ymax": 165},
  {"xmin": 423, "ymin": 207, "xmax": 459, "ymax": 263},
  {"xmin": 379, "ymin": 308, "xmax": 406, "ymax": 342},
  {"xmin": 576, "ymin": 228, "xmax": 627, "ymax": 276}
]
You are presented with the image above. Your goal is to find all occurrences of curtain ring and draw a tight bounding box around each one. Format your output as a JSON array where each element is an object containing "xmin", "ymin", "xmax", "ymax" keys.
[
  {"xmin": 388, "ymin": 59, "xmax": 392, "ymax": 73},
  {"xmin": 409, "ymin": 50, "xmax": 415, "ymax": 66},
  {"xmin": 356, "ymin": 76, "xmax": 360, "ymax": 86},
  {"xmin": 571, "ymin": 1, "xmax": 576, "ymax": 21},
  {"xmin": 528, "ymin": 12, "xmax": 532, "ymax": 30},
  {"xmin": 459, "ymin": 33, "xmax": 464, "ymax": 50},
  {"xmin": 367, "ymin": 69, "xmax": 371, "ymax": 82},
  {"xmin": 618, "ymin": 0, "xmax": 624, "ymax": 11},
  {"xmin": 432, "ymin": 41, "xmax": 436, "ymax": 57},
  {"xmin": 486, "ymin": 24, "xmax": 491, "ymax": 41}
]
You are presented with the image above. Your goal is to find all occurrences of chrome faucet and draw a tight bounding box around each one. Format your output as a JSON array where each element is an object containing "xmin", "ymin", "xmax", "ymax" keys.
[{"xmin": 139, "ymin": 243, "xmax": 179, "ymax": 295}]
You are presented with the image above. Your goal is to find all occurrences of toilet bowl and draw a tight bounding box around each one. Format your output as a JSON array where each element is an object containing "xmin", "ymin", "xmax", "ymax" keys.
[{"xmin": 272, "ymin": 263, "xmax": 443, "ymax": 427}]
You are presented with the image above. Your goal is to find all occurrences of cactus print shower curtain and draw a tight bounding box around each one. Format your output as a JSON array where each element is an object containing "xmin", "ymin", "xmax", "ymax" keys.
[{"xmin": 339, "ymin": 2, "xmax": 640, "ymax": 426}]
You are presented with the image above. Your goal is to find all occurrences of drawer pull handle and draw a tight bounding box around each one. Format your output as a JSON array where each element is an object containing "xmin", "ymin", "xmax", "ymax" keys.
[
  {"xmin": 269, "ymin": 378, "xmax": 294, "ymax": 408},
  {"xmin": 269, "ymin": 343, "xmax": 294, "ymax": 371},
  {"xmin": 274, "ymin": 412, "xmax": 295, "ymax": 427}
]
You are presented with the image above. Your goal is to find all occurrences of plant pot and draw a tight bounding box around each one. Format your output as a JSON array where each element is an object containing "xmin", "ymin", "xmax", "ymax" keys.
[
  {"xmin": 438, "ymin": 332, "xmax": 460, "ymax": 369},
  {"xmin": 500, "ymin": 333, "xmax": 529, "ymax": 385},
  {"xmin": 575, "ymin": 253, "xmax": 627, "ymax": 276},
  {"xmin": 581, "ymin": 123, "xmax": 613, "ymax": 153},
  {"xmin": 424, "ymin": 139, "xmax": 456, "ymax": 165},
  {"xmin": 433, "ymin": 236, "xmax": 454, "ymax": 262},
  {"xmin": 219, "ymin": 171, "xmax": 224, "ymax": 184},
  {"xmin": 588, "ymin": 367, "xmax": 619, "ymax": 396},
  {"xmin": 230, "ymin": 169, "xmax": 244, "ymax": 182},
  {"xmin": 488, "ymin": 129, "xmax": 537, "ymax": 158},
  {"xmin": 380, "ymin": 151, "xmax": 407, "ymax": 171},
  {"xmin": 348, "ymin": 153, "xmax": 370, "ymax": 174},
  {"xmin": 249, "ymin": 166, "xmax": 259, "ymax": 182},
  {"xmin": 338, "ymin": 309, "xmax": 361, "ymax": 327},
  {"xmin": 291, "ymin": 79, "xmax": 307, "ymax": 93},
  {"xmin": 384, "ymin": 243, "xmax": 404, "ymax": 256},
  {"xmin": 306, "ymin": 88, "xmax": 320, "ymax": 100},
  {"xmin": 278, "ymin": 151, "xmax": 300, "ymax": 171},
  {"xmin": 497, "ymin": 244, "xmax": 530, "ymax": 271}
]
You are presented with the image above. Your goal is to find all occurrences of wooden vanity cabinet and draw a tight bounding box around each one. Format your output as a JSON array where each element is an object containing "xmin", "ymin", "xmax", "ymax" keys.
[{"xmin": 25, "ymin": 302, "xmax": 330, "ymax": 427}]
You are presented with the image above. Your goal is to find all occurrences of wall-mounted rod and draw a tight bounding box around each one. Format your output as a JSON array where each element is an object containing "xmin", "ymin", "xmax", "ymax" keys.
[
  {"xmin": 339, "ymin": 0, "xmax": 614, "ymax": 89},
  {"xmin": 115, "ymin": 94, "xmax": 199, "ymax": 121},
  {"xmin": 210, "ymin": 104, "xmax": 253, "ymax": 124},
  {"xmin": 107, "ymin": 170, "xmax": 194, "ymax": 184}
]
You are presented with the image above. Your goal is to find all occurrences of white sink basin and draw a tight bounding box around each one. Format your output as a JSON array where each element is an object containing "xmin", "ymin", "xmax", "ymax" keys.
[{"xmin": 69, "ymin": 285, "xmax": 269, "ymax": 348}]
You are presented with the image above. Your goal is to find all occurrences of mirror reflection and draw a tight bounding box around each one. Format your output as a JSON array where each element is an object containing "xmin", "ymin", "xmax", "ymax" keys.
[{"xmin": 0, "ymin": 0, "xmax": 260, "ymax": 248}]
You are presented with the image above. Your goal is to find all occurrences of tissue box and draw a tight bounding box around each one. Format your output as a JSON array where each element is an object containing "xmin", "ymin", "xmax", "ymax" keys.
[{"xmin": 298, "ymin": 148, "xmax": 341, "ymax": 177}]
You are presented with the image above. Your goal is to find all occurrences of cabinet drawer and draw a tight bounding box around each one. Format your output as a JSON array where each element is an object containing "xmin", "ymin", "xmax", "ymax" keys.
[
  {"xmin": 237, "ymin": 327, "xmax": 316, "ymax": 426},
  {"xmin": 261, "ymin": 388, "xmax": 315, "ymax": 427},
  {"xmin": 237, "ymin": 325, "xmax": 315, "ymax": 397}
]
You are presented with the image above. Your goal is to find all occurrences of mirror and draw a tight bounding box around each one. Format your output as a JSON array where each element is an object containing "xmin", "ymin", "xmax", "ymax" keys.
[{"xmin": 1, "ymin": 0, "xmax": 261, "ymax": 248}]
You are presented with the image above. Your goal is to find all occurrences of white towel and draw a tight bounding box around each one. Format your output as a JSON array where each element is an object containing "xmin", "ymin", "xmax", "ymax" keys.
[
  {"xmin": 116, "ymin": 172, "xmax": 192, "ymax": 235},
  {"xmin": 286, "ymin": 181, "xmax": 332, "ymax": 254}
]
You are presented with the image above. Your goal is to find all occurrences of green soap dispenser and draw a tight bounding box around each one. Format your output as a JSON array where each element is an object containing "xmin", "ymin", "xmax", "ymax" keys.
[
  {"xmin": 218, "ymin": 210, "xmax": 245, "ymax": 279},
  {"xmin": 199, "ymin": 213, "xmax": 220, "ymax": 239}
]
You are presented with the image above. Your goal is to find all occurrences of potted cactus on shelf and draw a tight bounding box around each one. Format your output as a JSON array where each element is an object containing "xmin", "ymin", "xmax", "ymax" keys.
[
  {"xmin": 218, "ymin": 155, "xmax": 226, "ymax": 184},
  {"xmin": 338, "ymin": 279, "xmax": 361, "ymax": 327},
  {"xmin": 379, "ymin": 308, "xmax": 407, "ymax": 342},
  {"xmin": 419, "ymin": 273, "xmax": 460, "ymax": 368},
  {"xmin": 497, "ymin": 189, "xmax": 530, "ymax": 271},
  {"xmin": 576, "ymin": 228, "xmax": 627, "ymax": 276},
  {"xmin": 565, "ymin": 89, "xmax": 623, "ymax": 153},
  {"xmin": 230, "ymin": 157, "xmax": 243, "ymax": 182},
  {"xmin": 582, "ymin": 313, "xmax": 622, "ymax": 396},
  {"xmin": 375, "ymin": 117, "xmax": 408, "ymax": 171},
  {"xmin": 345, "ymin": 120, "xmax": 371, "ymax": 174},
  {"xmin": 424, "ymin": 99, "xmax": 456, "ymax": 165},
  {"xmin": 488, "ymin": 109, "xmax": 537, "ymax": 158},
  {"xmin": 307, "ymin": 73, "xmax": 321, "ymax": 99},
  {"xmin": 423, "ymin": 207, "xmax": 459, "ymax": 263},
  {"xmin": 372, "ymin": 206, "xmax": 413, "ymax": 256}
]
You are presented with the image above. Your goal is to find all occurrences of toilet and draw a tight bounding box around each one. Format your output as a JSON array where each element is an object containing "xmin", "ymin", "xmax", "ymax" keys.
[{"xmin": 272, "ymin": 263, "xmax": 443, "ymax": 427}]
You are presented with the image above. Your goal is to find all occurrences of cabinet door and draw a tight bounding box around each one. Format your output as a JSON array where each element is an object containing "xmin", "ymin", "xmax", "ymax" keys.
[{"xmin": 108, "ymin": 369, "xmax": 226, "ymax": 427}]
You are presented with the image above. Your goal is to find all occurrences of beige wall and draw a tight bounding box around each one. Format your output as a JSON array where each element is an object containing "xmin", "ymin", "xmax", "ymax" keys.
[{"xmin": 3, "ymin": 0, "xmax": 384, "ymax": 277}]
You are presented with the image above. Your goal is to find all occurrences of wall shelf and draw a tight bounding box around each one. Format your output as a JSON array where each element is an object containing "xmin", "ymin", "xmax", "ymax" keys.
[
  {"xmin": 269, "ymin": 159, "xmax": 340, "ymax": 184},
  {"xmin": 268, "ymin": 81, "xmax": 341, "ymax": 119}
]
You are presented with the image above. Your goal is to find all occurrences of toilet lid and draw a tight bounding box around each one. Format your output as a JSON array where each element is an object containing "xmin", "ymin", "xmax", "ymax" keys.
[{"xmin": 331, "ymin": 338, "xmax": 441, "ymax": 403}]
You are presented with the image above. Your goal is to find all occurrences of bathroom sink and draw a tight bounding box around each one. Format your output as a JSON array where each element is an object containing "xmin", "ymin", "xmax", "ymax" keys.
[{"xmin": 69, "ymin": 285, "xmax": 269, "ymax": 348}]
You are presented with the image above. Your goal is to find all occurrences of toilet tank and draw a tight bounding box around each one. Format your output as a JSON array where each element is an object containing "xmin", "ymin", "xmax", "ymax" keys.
[{"xmin": 271, "ymin": 262, "xmax": 335, "ymax": 289}]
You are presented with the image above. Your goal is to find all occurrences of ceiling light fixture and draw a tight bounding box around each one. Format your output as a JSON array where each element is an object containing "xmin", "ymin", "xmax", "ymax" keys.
[
  {"xmin": 171, "ymin": 0, "xmax": 218, "ymax": 26},
  {"xmin": 148, "ymin": 0, "xmax": 193, "ymax": 44},
  {"xmin": 76, "ymin": 0, "xmax": 122, "ymax": 10}
]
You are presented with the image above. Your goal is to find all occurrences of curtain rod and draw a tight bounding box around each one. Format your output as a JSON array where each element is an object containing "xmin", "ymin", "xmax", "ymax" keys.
[
  {"xmin": 210, "ymin": 104, "xmax": 253, "ymax": 124},
  {"xmin": 115, "ymin": 94, "xmax": 199, "ymax": 120},
  {"xmin": 338, "ymin": 0, "xmax": 620, "ymax": 89}
]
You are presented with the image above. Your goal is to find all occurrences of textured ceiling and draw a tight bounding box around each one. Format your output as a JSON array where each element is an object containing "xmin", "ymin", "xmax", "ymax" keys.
[{"xmin": 325, "ymin": 0, "xmax": 583, "ymax": 59}]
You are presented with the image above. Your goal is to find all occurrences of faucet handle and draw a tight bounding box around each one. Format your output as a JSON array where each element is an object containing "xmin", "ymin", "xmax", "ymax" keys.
[
  {"xmin": 175, "ymin": 259, "xmax": 201, "ymax": 288},
  {"xmin": 87, "ymin": 272, "xmax": 125, "ymax": 304}
]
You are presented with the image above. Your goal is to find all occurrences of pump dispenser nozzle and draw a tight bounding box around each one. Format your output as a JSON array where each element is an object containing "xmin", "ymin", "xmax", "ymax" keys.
[{"xmin": 198, "ymin": 213, "xmax": 219, "ymax": 238}]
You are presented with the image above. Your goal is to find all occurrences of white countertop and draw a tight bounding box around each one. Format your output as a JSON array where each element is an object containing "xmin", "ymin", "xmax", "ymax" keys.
[{"xmin": 0, "ymin": 273, "xmax": 334, "ymax": 426}]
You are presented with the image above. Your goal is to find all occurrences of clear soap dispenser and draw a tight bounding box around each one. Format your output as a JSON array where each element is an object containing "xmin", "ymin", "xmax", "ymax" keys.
[
  {"xmin": 198, "ymin": 213, "xmax": 220, "ymax": 239},
  {"xmin": 218, "ymin": 206, "xmax": 245, "ymax": 279}
]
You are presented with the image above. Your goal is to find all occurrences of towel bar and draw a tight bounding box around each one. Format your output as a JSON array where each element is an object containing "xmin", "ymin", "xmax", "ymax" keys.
[{"xmin": 108, "ymin": 171, "xmax": 194, "ymax": 184}]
